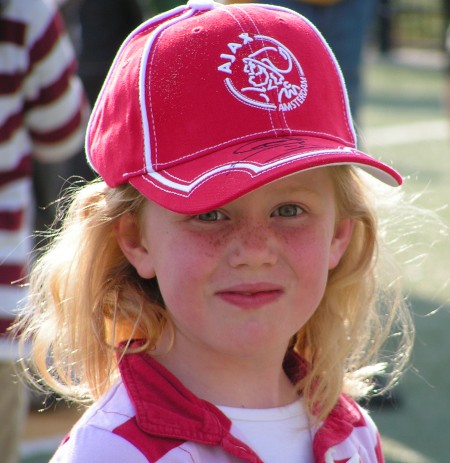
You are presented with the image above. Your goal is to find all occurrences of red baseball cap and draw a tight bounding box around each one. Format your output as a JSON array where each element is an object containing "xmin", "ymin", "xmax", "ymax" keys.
[{"xmin": 86, "ymin": 0, "xmax": 402, "ymax": 214}]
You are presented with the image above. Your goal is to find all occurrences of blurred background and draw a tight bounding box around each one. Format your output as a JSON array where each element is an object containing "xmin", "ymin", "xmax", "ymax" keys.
[{"xmin": 15, "ymin": 0, "xmax": 450, "ymax": 462}]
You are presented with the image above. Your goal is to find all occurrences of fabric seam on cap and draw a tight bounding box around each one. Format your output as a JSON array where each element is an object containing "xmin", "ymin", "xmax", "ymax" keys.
[
  {"xmin": 139, "ymin": 147, "xmax": 360, "ymax": 197},
  {"xmin": 122, "ymin": 128, "xmax": 352, "ymax": 178},
  {"xmin": 86, "ymin": 6, "xmax": 189, "ymax": 171},
  {"xmin": 134, "ymin": 150, "xmax": 363, "ymax": 200},
  {"xmin": 140, "ymin": 7, "xmax": 197, "ymax": 174},
  {"xmin": 128, "ymin": 3, "xmax": 355, "ymax": 179},
  {"xmin": 260, "ymin": 4, "xmax": 355, "ymax": 142},
  {"xmin": 313, "ymin": 35, "xmax": 353, "ymax": 142},
  {"xmin": 151, "ymin": 150, "xmax": 330, "ymax": 185},
  {"xmin": 234, "ymin": 4, "xmax": 292, "ymax": 133},
  {"xmin": 222, "ymin": 6, "xmax": 278, "ymax": 133}
]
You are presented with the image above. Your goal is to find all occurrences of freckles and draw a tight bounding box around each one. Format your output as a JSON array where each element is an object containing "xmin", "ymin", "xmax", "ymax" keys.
[
  {"xmin": 236, "ymin": 222, "xmax": 270, "ymax": 245},
  {"xmin": 200, "ymin": 232, "xmax": 229, "ymax": 257},
  {"xmin": 202, "ymin": 232, "xmax": 225, "ymax": 249},
  {"xmin": 209, "ymin": 235, "xmax": 225, "ymax": 249},
  {"xmin": 241, "ymin": 232, "xmax": 267, "ymax": 248},
  {"xmin": 277, "ymin": 228, "xmax": 302, "ymax": 248}
]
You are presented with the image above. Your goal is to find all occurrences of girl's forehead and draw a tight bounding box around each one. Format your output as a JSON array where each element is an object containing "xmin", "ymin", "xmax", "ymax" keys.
[{"xmin": 248, "ymin": 168, "xmax": 334, "ymax": 195}]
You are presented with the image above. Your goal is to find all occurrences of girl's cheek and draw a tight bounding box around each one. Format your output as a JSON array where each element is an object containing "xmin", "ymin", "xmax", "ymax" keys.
[{"xmin": 186, "ymin": 229, "xmax": 231, "ymax": 254}]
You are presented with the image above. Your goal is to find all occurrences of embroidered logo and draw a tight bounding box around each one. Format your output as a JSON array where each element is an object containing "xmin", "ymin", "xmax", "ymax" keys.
[{"xmin": 218, "ymin": 32, "xmax": 308, "ymax": 111}]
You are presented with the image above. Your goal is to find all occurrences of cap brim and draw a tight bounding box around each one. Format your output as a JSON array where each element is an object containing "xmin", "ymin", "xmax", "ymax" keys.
[{"xmin": 130, "ymin": 135, "xmax": 402, "ymax": 214}]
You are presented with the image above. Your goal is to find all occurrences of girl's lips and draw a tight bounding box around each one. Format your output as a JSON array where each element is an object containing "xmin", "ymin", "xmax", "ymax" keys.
[{"xmin": 216, "ymin": 284, "xmax": 283, "ymax": 309}]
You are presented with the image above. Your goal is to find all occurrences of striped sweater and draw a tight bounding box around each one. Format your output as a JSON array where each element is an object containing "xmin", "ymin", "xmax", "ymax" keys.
[{"xmin": 0, "ymin": 0, "xmax": 88, "ymax": 347}]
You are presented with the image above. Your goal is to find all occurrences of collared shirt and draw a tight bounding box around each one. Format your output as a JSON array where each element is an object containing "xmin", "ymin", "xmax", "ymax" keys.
[{"xmin": 51, "ymin": 349, "xmax": 384, "ymax": 462}]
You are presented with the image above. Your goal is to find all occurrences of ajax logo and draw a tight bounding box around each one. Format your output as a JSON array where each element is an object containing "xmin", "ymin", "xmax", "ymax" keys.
[{"xmin": 218, "ymin": 33, "xmax": 308, "ymax": 111}]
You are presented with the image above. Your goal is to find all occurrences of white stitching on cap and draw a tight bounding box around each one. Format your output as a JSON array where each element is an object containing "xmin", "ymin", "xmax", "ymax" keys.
[
  {"xmin": 152, "ymin": 130, "xmax": 350, "ymax": 169},
  {"xmin": 223, "ymin": 81, "xmax": 274, "ymax": 111},
  {"xmin": 124, "ymin": 3, "xmax": 354, "ymax": 179},
  {"xmin": 135, "ymin": 154, "xmax": 398, "ymax": 199},
  {"xmin": 122, "ymin": 128, "xmax": 352, "ymax": 179},
  {"xmin": 139, "ymin": 7, "xmax": 197, "ymax": 174},
  {"xmin": 235, "ymin": 5, "xmax": 291, "ymax": 132},
  {"xmin": 86, "ymin": 9, "xmax": 187, "ymax": 170},
  {"xmin": 134, "ymin": 148, "xmax": 365, "ymax": 199},
  {"xmin": 141, "ymin": 147, "xmax": 358, "ymax": 194},
  {"xmin": 255, "ymin": 3, "xmax": 355, "ymax": 142},
  {"xmin": 222, "ymin": 7, "xmax": 277, "ymax": 132}
]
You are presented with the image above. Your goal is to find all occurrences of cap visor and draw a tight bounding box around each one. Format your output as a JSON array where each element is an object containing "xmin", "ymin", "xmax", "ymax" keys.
[{"xmin": 130, "ymin": 135, "xmax": 402, "ymax": 214}]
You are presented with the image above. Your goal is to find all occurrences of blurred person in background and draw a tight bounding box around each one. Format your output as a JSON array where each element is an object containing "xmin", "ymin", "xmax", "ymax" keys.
[
  {"xmin": 0, "ymin": 0, "xmax": 89, "ymax": 461},
  {"xmin": 226, "ymin": 0, "xmax": 378, "ymax": 123},
  {"xmin": 59, "ymin": 0, "xmax": 142, "ymax": 106},
  {"xmin": 58, "ymin": 0, "xmax": 143, "ymax": 181}
]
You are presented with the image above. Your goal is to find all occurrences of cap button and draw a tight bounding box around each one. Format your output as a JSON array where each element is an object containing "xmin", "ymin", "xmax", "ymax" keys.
[{"xmin": 187, "ymin": 0, "xmax": 217, "ymax": 11}]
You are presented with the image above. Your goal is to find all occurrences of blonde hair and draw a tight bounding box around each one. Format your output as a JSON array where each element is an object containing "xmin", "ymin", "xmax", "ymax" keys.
[
  {"xmin": 17, "ymin": 167, "xmax": 413, "ymax": 420},
  {"xmin": 18, "ymin": 180, "xmax": 168, "ymax": 401},
  {"xmin": 294, "ymin": 166, "xmax": 413, "ymax": 420}
]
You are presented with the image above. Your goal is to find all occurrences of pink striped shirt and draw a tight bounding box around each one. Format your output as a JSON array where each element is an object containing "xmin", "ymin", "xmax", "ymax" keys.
[{"xmin": 0, "ymin": 0, "xmax": 88, "ymax": 343}]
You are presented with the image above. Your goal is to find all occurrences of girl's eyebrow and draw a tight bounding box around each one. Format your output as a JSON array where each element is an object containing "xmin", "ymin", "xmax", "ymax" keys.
[{"xmin": 269, "ymin": 183, "xmax": 323, "ymax": 198}]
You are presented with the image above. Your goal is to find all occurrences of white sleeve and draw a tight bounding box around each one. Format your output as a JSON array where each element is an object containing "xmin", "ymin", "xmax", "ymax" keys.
[{"xmin": 49, "ymin": 426, "xmax": 148, "ymax": 463}]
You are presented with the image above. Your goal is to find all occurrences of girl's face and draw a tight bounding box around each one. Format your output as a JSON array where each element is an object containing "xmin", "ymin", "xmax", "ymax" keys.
[{"xmin": 118, "ymin": 168, "xmax": 353, "ymax": 366}]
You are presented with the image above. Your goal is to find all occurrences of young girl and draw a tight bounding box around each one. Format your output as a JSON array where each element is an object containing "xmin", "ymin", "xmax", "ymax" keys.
[{"xmin": 18, "ymin": 2, "xmax": 414, "ymax": 462}]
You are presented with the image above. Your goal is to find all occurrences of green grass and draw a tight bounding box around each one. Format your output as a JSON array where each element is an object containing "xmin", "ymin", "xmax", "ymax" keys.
[
  {"xmin": 360, "ymin": 55, "xmax": 450, "ymax": 463},
  {"xmin": 362, "ymin": 57, "xmax": 449, "ymax": 302},
  {"xmin": 362, "ymin": 58, "xmax": 446, "ymax": 127}
]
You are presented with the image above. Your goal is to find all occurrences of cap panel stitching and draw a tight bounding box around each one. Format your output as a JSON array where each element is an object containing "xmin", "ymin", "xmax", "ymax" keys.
[
  {"xmin": 141, "ymin": 8, "xmax": 197, "ymax": 173},
  {"xmin": 121, "ymin": 127, "xmax": 353, "ymax": 179},
  {"xmin": 234, "ymin": 5, "xmax": 291, "ymax": 133},
  {"xmin": 136, "ymin": 149, "xmax": 366, "ymax": 198},
  {"xmin": 253, "ymin": 3, "xmax": 355, "ymax": 143},
  {"xmin": 222, "ymin": 6, "xmax": 277, "ymax": 132},
  {"xmin": 133, "ymin": 6, "xmax": 352, "ymax": 177}
]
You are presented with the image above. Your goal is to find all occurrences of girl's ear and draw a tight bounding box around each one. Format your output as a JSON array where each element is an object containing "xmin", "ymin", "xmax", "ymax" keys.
[
  {"xmin": 328, "ymin": 218, "xmax": 354, "ymax": 270},
  {"xmin": 115, "ymin": 213, "xmax": 156, "ymax": 279}
]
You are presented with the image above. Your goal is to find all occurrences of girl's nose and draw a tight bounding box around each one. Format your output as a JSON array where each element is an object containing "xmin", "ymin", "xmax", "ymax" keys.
[{"xmin": 227, "ymin": 221, "xmax": 278, "ymax": 269}]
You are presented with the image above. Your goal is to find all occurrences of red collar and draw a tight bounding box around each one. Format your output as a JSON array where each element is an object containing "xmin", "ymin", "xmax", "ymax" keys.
[
  {"xmin": 119, "ymin": 348, "xmax": 232, "ymax": 444},
  {"xmin": 118, "ymin": 341, "xmax": 364, "ymax": 462}
]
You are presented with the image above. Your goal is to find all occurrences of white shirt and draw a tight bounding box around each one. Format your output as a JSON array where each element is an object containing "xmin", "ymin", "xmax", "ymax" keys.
[{"xmin": 218, "ymin": 399, "xmax": 314, "ymax": 463}]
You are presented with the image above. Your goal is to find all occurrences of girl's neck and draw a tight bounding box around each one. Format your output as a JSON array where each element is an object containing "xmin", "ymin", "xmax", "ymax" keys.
[{"xmin": 151, "ymin": 337, "xmax": 298, "ymax": 409}]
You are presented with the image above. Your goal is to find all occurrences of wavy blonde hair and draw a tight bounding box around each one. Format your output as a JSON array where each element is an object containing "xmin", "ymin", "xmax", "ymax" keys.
[{"xmin": 17, "ymin": 167, "xmax": 413, "ymax": 420}]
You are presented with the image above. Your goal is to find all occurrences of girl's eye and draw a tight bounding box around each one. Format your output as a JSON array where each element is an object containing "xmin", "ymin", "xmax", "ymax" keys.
[
  {"xmin": 194, "ymin": 210, "xmax": 226, "ymax": 222},
  {"xmin": 272, "ymin": 204, "xmax": 303, "ymax": 218}
]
